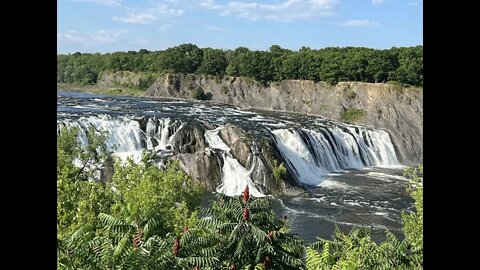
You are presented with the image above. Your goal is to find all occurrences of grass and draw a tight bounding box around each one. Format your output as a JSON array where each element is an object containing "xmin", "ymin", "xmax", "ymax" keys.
[
  {"xmin": 57, "ymin": 83, "xmax": 147, "ymax": 97},
  {"xmin": 341, "ymin": 107, "xmax": 367, "ymax": 123}
]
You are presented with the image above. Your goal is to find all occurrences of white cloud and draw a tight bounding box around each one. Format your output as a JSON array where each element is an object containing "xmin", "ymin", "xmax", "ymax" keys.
[
  {"xmin": 343, "ymin": 19, "xmax": 379, "ymax": 27},
  {"xmin": 203, "ymin": 25, "xmax": 231, "ymax": 32},
  {"xmin": 200, "ymin": 0, "xmax": 339, "ymax": 22},
  {"xmin": 408, "ymin": 2, "xmax": 419, "ymax": 6},
  {"xmin": 70, "ymin": 0, "xmax": 122, "ymax": 7},
  {"xmin": 57, "ymin": 30, "xmax": 127, "ymax": 46},
  {"xmin": 372, "ymin": 0, "xmax": 385, "ymax": 5},
  {"xmin": 113, "ymin": 2, "xmax": 184, "ymax": 24}
]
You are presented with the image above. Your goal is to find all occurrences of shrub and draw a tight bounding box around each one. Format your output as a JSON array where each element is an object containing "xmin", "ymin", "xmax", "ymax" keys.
[
  {"xmin": 138, "ymin": 74, "xmax": 156, "ymax": 90},
  {"xmin": 272, "ymin": 160, "xmax": 287, "ymax": 182},
  {"xmin": 221, "ymin": 85, "xmax": 229, "ymax": 94},
  {"xmin": 341, "ymin": 107, "xmax": 366, "ymax": 123},
  {"xmin": 192, "ymin": 87, "xmax": 206, "ymax": 100},
  {"xmin": 346, "ymin": 90, "xmax": 357, "ymax": 99}
]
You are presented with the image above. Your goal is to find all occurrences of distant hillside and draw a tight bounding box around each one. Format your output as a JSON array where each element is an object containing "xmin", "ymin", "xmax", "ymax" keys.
[{"xmin": 57, "ymin": 44, "xmax": 423, "ymax": 87}]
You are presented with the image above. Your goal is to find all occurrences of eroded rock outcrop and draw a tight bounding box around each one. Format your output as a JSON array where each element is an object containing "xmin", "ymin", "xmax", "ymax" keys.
[
  {"xmin": 172, "ymin": 149, "xmax": 222, "ymax": 191},
  {"xmin": 219, "ymin": 123, "xmax": 250, "ymax": 167},
  {"xmin": 147, "ymin": 74, "xmax": 423, "ymax": 165}
]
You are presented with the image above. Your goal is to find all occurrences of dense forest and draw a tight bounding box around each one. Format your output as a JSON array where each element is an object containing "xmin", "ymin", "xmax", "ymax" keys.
[
  {"xmin": 57, "ymin": 127, "xmax": 423, "ymax": 269},
  {"xmin": 57, "ymin": 44, "xmax": 423, "ymax": 87}
]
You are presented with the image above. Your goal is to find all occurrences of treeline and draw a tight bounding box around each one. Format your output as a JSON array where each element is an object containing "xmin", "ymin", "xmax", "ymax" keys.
[
  {"xmin": 57, "ymin": 127, "xmax": 423, "ymax": 269},
  {"xmin": 57, "ymin": 44, "xmax": 423, "ymax": 87}
]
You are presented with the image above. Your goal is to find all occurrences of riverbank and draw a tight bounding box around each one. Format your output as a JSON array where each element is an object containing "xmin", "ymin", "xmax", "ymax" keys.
[{"xmin": 57, "ymin": 83, "xmax": 147, "ymax": 97}]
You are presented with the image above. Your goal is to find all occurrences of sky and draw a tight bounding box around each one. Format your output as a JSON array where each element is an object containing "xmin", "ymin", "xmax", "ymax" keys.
[{"xmin": 57, "ymin": 0, "xmax": 423, "ymax": 54}]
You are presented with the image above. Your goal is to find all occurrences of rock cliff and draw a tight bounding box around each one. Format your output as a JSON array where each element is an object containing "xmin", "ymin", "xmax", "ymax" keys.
[{"xmin": 147, "ymin": 74, "xmax": 423, "ymax": 165}]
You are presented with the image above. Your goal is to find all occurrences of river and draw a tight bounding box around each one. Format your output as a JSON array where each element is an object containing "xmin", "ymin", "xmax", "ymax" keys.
[{"xmin": 57, "ymin": 91, "xmax": 413, "ymax": 243}]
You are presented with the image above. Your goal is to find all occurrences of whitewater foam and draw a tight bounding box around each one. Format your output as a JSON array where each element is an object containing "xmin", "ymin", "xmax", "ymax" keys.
[{"xmin": 204, "ymin": 127, "xmax": 265, "ymax": 197}]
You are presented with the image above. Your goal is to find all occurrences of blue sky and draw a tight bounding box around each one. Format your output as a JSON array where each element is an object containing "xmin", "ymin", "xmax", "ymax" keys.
[{"xmin": 57, "ymin": 0, "xmax": 422, "ymax": 54}]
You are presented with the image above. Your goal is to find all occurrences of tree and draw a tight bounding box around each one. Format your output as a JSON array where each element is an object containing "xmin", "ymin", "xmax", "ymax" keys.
[
  {"xmin": 225, "ymin": 47, "xmax": 250, "ymax": 77},
  {"xmin": 366, "ymin": 50, "xmax": 395, "ymax": 83},
  {"xmin": 389, "ymin": 46, "xmax": 423, "ymax": 86},
  {"xmin": 242, "ymin": 51, "xmax": 273, "ymax": 82},
  {"xmin": 161, "ymin": 43, "xmax": 204, "ymax": 73},
  {"xmin": 402, "ymin": 165, "xmax": 423, "ymax": 269},
  {"xmin": 57, "ymin": 126, "xmax": 114, "ymax": 236},
  {"xmin": 198, "ymin": 48, "xmax": 227, "ymax": 76},
  {"xmin": 58, "ymin": 45, "xmax": 423, "ymax": 87},
  {"xmin": 199, "ymin": 187, "xmax": 305, "ymax": 269},
  {"xmin": 110, "ymin": 157, "xmax": 204, "ymax": 236}
]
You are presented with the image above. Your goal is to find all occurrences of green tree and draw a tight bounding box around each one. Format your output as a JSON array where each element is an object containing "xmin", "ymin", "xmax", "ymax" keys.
[
  {"xmin": 198, "ymin": 48, "xmax": 228, "ymax": 76},
  {"xmin": 161, "ymin": 43, "xmax": 204, "ymax": 73},
  {"xmin": 110, "ymin": 156, "xmax": 204, "ymax": 235},
  {"xmin": 225, "ymin": 47, "xmax": 250, "ymax": 77},
  {"xmin": 389, "ymin": 46, "xmax": 423, "ymax": 86},
  {"xmin": 402, "ymin": 165, "xmax": 423, "ymax": 269},
  {"xmin": 199, "ymin": 187, "xmax": 305, "ymax": 269},
  {"xmin": 241, "ymin": 51, "xmax": 273, "ymax": 83},
  {"xmin": 57, "ymin": 127, "xmax": 114, "ymax": 236},
  {"xmin": 269, "ymin": 45, "xmax": 292, "ymax": 81},
  {"xmin": 58, "ymin": 217, "xmax": 220, "ymax": 269}
]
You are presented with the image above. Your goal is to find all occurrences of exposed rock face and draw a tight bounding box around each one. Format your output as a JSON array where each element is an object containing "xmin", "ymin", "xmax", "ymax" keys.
[
  {"xmin": 170, "ymin": 122, "xmax": 206, "ymax": 154},
  {"xmin": 147, "ymin": 74, "xmax": 423, "ymax": 165},
  {"xmin": 253, "ymin": 137, "xmax": 301, "ymax": 194},
  {"xmin": 172, "ymin": 149, "xmax": 222, "ymax": 191},
  {"xmin": 168, "ymin": 122, "xmax": 223, "ymax": 190},
  {"xmin": 165, "ymin": 120, "xmax": 303, "ymax": 195},
  {"xmin": 97, "ymin": 71, "xmax": 146, "ymax": 88},
  {"xmin": 219, "ymin": 123, "xmax": 251, "ymax": 167}
]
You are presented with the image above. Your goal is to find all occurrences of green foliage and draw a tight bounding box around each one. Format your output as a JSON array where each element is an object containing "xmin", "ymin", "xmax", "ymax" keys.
[
  {"xmin": 273, "ymin": 160, "xmax": 287, "ymax": 183},
  {"xmin": 346, "ymin": 90, "xmax": 357, "ymax": 99},
  {"xmin": 341, "ymin": 107, "xmax": 367, "ymax": 123},
  {"xmin": 192, "ymin": 87, "xmax": 206, "ymax": 100},
  {"xmin": 58, "ymin": 215, "xmax": 220, "ymax": 270},
  {"xmin": 161, "ymin": 43, "xmax": 204, "ymax": 74},
  {"xmin": 307, "ymin": 228, "xmax": 411, "ymax": 270},
  {"xmin": 58, "ymin": 128, "xmax": 423, "ymax": 269},
  {"xmin": 57, "ymin": 126, "xmax": 204, "ymax": 242},
  {"xmin": 402, "ymin": 165, "xmax": 423, "ymax": 269},
  {"xmin": 198, "ymin": 193, "xmax": 306, "ymax": 269},
  {"xmin": 58, "ymin": 45, "xmax": 422, "ymax": 88},
  {"xmin": 110, "ymin": 158, "xmax": 204, "ymax": 235},
  {"xmin": 222, "ymin": 85, "xmax": 229, "ymax": 94},
  {"xmin": 198, "ymin": 48, "xmax": 228, "ymax": 76},
  {"xmin": 138, "ymin": 73, "xmax": 156, "ymax": 90},
  {"xmin": 57, "ymin": 126, "xmax": 115, "ymax": 236},
  {"xmin": 390, "ymin": 46, "xmax": 423, "ymax": 86}
]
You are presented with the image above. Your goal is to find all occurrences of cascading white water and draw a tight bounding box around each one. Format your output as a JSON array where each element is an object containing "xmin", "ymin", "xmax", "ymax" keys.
[
  {"xmin": 272, "ymin": 126, "xmax": 400, "ymax": 186},
  {"xmin": 145, "ymin": 117, "xmax": 178, "ymax": 151},
  {"xmin": 272, "ymin": 129, "xmax": 330, "ymax": 185},
  {"xmin": 204, "ymin": 127, "xmax": 265, "ymax": 197},
  {"xmin": 57, "ymin": 115, "xmax": 178, "ymax": 163}
]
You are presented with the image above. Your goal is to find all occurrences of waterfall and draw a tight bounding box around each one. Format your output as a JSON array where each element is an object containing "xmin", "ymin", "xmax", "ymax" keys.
[
  {"xmin": 204, "ymin": 127, "xmax": 265, "ymax": 197},
  {"xmin": 57, "ymin": 115, "xmax": 179, "ymax": 163},
  {"xmin": 272, "ymin": 126, "xmax": 399, "ymax": 186},
  {"xmin": 246, "ymin": 140, "xmax": 268, "ymax": 191}
]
